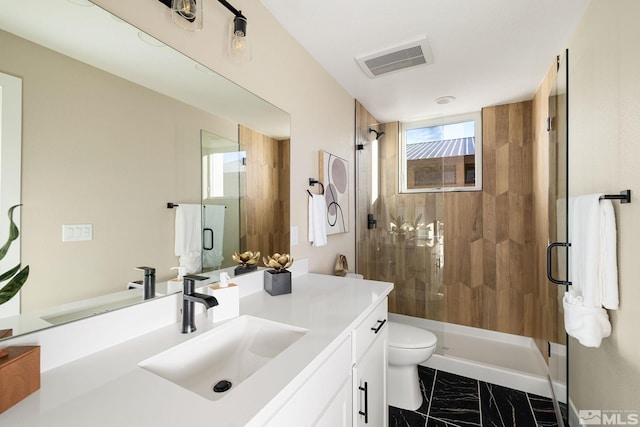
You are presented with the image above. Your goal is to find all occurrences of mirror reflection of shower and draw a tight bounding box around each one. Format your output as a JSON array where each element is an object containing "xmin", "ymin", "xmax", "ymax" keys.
[{"xmin": 201, "ymin": 129, "xmax": 245, "ymax": 271}]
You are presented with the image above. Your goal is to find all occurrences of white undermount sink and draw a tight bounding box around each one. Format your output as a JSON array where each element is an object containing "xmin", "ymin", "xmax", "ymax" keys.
[{"xmin": 138, "ymin": 315, "xmax": 307, "ymax": 401}]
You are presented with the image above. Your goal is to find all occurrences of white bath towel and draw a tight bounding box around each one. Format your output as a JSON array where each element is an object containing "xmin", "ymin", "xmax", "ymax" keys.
[
  {"xmin": 564, "ymin": 194, "xmax": 619, "ymax": 347},
  {"xmin": 308, "ymin": 194, "xmax": 328, "ymax": 247},
  {"xmin": 563, "ymin": 293, "xmax": 611, "ymax": 348},
  {"xmin": 174, "ymin": 204, "xmax": 202, "ymax": 274}
]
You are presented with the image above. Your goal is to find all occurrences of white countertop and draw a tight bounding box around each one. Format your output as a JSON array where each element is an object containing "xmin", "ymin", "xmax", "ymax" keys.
[{"xmin": 0, "ymin": 273, "xmax": 392, "ymax": 427}]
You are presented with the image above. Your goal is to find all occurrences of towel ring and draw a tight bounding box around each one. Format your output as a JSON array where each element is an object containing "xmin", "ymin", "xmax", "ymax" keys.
[{"xmin": 308, "ymin": 178, "xmax": 325, "ymax": 197}]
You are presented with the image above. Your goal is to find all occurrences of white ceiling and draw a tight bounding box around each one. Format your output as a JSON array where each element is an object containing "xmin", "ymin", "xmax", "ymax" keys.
[{"xmin": 261, "ymin": 0, "xmax": 590, "ymax": 123}]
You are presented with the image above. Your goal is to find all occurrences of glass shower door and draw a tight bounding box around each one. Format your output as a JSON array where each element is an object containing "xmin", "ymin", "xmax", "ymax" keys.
[
  {"xmin": 354, "ymin": 118, "xmax": 446, "ymax": 322},
  {"xmin": 547, "ymin": 50, "xmax": 569, "ymax": 412}
]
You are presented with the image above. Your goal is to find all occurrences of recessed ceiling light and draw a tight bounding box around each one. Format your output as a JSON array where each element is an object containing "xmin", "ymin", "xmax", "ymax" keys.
[
  {"xmin": 435, "ymin": 96, "xmax": 456, "ymax": 105},
  {"xmin": 137, "ymin": 31, "xmax": 166, "ymax": 48}
]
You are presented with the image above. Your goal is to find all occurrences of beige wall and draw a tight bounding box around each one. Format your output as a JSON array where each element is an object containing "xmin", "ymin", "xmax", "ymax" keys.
[
  {"xmin": 0, "ymin": 29, "xmax": 238, "ymax": 311},
  {"xmin": 92, "ymin": 0, "xmax": 356, "ymax": 274},
  {"xmin": 567, "ymin": 0, "xmax": 640, "ymax": 411}
]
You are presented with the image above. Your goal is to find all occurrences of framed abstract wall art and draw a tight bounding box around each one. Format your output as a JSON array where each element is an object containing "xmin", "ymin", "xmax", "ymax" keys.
[{"xmin": 319, "ymin": 151, "xmax": 349, "ymax": 234}]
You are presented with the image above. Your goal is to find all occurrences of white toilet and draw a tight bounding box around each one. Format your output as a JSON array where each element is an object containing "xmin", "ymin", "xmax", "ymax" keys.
[{"xmin": 387, "ymin": 321, "xmax": 438, "ymax": 410}]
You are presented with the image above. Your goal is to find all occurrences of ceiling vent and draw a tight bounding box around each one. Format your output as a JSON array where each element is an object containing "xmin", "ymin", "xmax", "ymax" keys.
[{"xmin": 356, "ymin": 37, "xmax": 434, "ymax": 79}]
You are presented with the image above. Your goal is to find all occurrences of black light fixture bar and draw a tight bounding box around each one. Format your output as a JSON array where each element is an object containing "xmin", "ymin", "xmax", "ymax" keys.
[
  {"xmin": 217, "ymin": 0, "xmax": 244, "ymax": 18},
  {"xmin": 217, "ymin": 0, "xmax": 247, "ymax": 36},
  {"xmin": 157, "ymin": 0, "xmax": 246, "ymax": 20}
]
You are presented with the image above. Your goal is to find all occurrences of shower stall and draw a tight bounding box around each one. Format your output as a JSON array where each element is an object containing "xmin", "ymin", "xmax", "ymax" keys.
[{"xmin": 354, "ymin": 52, "xmax": 569, "ymax": 406}]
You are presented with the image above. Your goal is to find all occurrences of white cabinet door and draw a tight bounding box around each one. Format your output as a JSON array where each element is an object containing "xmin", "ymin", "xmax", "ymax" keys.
[
  {"xmin": 315, "ymin": 374, "xmax": 353, "ymax": 427},
  {"xmin": 354, "ymin": 329, "xmax": 387, "ymax": 427},
  {"xmin": 266, "ymin": 336, "xmax": 352, "ymax": 426}
]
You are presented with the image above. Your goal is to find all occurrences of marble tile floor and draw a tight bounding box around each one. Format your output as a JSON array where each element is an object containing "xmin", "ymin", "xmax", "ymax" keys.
[{"xmin": 389, "ymin": 366, "xmax": 561, "ymax": 427}]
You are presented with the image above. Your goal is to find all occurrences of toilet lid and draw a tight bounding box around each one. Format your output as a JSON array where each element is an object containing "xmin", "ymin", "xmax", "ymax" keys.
[{"xmin": 388, "ymin": 322, "xmax": 437, "ymax": 349}]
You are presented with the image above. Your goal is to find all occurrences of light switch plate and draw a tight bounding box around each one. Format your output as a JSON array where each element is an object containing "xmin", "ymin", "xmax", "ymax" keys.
[
  {"xmin": 62, "ymin": 224, "xmax": 93, "ymax": 242},
  {"xmin": 290, "ymin": 225, "xmax": 298, "ymax": 246}
]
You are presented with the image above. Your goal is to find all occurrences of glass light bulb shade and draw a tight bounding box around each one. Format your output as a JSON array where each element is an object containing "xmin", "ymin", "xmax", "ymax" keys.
[
  {"xmin": 228, "ymin": 30, "xmax": 251, "ymax": 63},
  {"xmin": 171, "ymin": 0, "xmax": 203, "ymax": 31}
]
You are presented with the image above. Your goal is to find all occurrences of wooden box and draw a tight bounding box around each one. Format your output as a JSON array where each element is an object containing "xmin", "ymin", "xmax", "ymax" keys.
[{"xmin": 0, "ymin": 346, "xmax": 40, "ymax": 413}]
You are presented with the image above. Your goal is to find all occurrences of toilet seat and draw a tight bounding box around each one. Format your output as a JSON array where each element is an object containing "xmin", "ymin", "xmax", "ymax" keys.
[{"xmin": 388, "ymin": 322, "xmax": 437, "ymax": 349}]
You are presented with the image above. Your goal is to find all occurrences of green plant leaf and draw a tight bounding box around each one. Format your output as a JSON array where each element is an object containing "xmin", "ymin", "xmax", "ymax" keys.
[
  {"xmin": 0, "ymin": 264, "xmax": 20, "ymax": 282},
  {"xmin": 0, "ymin": 265, "xmax": 29, "ymax": 306},
  {"xmin": 0, "ymin": 204, "xmax": 21, "ymax": 262}
]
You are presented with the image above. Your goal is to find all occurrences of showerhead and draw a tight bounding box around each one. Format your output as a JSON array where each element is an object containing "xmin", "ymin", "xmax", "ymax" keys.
[{"xmin": 369, "ymin": 128, "xmax": 385, "ymax": 141}]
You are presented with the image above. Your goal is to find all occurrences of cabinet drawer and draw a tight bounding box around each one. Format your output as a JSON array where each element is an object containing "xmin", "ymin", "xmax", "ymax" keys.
[{"xmin": 354, "ymin": 298, "xmax": 387, "ymax": 363}]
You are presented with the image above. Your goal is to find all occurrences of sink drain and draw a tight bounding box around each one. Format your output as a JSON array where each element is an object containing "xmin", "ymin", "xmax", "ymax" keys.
[{"xmin": 213, "ymin": 380, "xmax": 232, "ymax": 393}]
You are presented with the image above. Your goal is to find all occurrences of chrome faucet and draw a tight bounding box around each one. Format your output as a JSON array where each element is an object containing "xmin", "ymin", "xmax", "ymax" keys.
[
  {"xmin": 136, "ymin": 266, "xmax": 156, "ymax": 300},
  {"xmin": 182, "ymin": 274, "xmax": 218, "ymax": 334}
]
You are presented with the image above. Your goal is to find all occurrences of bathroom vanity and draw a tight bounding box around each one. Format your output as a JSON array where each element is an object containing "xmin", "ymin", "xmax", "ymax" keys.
[{"xmin": 0, "ymin": 271, "xmax": 392, "ymax": 426}]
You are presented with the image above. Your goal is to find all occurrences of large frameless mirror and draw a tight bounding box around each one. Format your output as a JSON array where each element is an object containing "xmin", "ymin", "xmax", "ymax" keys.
[{"xmin": 0, "ymin": 0, "xmax": 290, "ymax": 340}]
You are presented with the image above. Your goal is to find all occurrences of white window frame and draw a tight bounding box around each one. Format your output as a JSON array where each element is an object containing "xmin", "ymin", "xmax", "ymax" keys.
[{"xmin": 399, "ymin": 111, "xmax": 482, "ymax": 193}]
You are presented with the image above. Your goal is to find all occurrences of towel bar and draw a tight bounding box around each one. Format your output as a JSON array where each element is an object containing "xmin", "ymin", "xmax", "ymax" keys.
[{"xmin": 599, "ymin": 190, "xmax": 631, "ymax": 204}]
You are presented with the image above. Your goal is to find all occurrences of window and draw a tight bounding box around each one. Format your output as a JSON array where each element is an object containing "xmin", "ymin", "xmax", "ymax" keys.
[
  {"xmin": 400, "ymin": 112, "xmax": 482, "ymax": 193},
  {"xmin": 202, "ymin": 150, "xmax": 246, "ymax": 199}
]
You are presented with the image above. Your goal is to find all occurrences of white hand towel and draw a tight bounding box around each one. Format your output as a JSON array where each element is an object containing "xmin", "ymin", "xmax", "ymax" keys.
[
  {"xmin": 565, "ymin": 194, "xmax": 619, "ymax": 347},
  {"xmin": 174, "ymin": 204, "xmax": 202, "ymax": 274},
  {"xmin": 563, "ymin": 292, "xmax": 611, "ymax": 347},
  {"xmin": 308, "ymin": 194, "xmax": 328, "ymax": 247}
]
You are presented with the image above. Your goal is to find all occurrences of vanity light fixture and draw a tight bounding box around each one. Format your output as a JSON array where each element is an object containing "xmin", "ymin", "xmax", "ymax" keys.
[
  {"xmin": 157, "ymin": 0, "xmax": 250, "ymax": 62},
  {"xmin": 171, "ymin": 0, "xmax": 203, "ymax": 31},
  {"xmin": 218, "ymin": 0, "xmax": 251, "ymax": 63},
  {"xmin": 157, "ymin": 0, "xmax": 203, "ymax": 31}
]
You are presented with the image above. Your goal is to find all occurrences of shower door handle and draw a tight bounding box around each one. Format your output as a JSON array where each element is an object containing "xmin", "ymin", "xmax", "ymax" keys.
[
  {"xmin": 203, "ymin": 228, "xmax": 214, "ymax": 251},
  {"xmin": 546, "ymin": 242, "xmax": 572, "ymax": 286}
]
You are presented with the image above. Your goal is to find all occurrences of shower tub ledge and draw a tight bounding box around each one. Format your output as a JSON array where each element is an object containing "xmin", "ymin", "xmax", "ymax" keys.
[{"xmin": 389, "ymin": 313, "xmax": 565, "ymax": 401}]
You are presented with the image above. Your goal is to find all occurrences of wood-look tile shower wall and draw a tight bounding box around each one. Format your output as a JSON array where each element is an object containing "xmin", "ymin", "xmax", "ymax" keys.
[
  {"xmin": 240, "ymin": 125, "xmax": 290, "ymax": 257},
  {"xmin": 445, "ymin": 101, "xmax": 535, "ymax": 336},
  {"xmin": 356, "ymin": 98, "xmax": 559, "ymax": 342}
]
